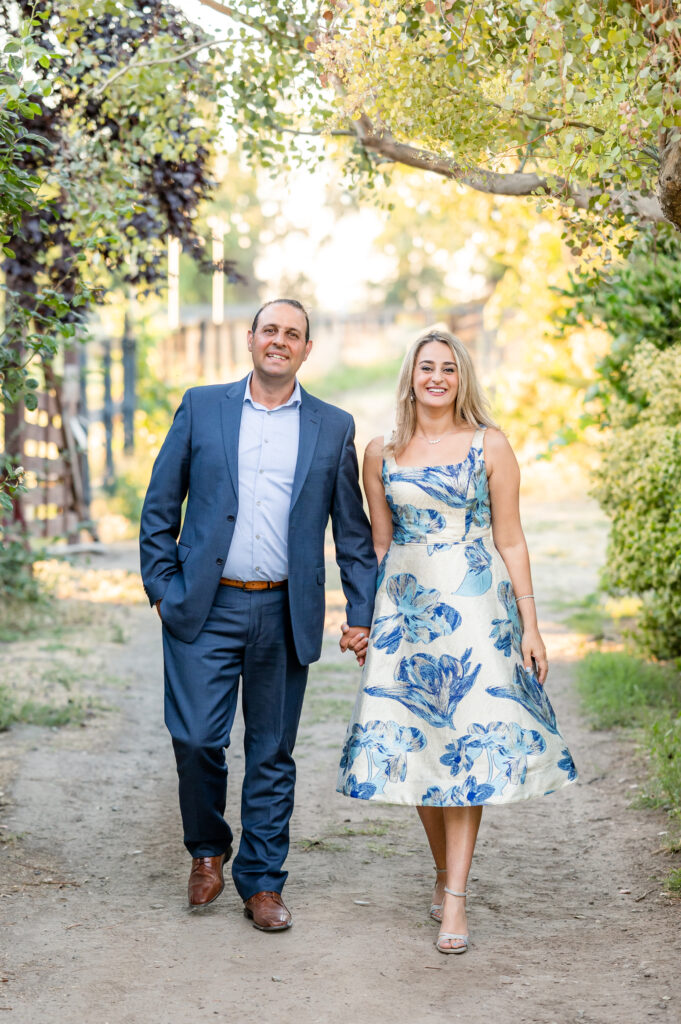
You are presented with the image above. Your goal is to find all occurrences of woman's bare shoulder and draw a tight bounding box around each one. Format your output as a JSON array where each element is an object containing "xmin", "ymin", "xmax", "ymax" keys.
[
  {"xmin": 483, "ymin": 427, "xmax": 519, "ymax": 475},
  {"xmin": 483, "ymin": 426, "xmax": 513, "ymax": 454},
  {"xmin": 365, "ymin": 434, "xmax": 387, "ymax": 458}
]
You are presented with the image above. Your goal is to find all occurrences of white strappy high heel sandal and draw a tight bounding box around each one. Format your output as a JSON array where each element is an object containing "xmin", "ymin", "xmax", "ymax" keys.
[
  {"xmin": 436, "ymin": 888, "xmax": 468, "ymax": 954},
  {"xmin": 429, "ymin": 867, "xmax": 447, "ymax": 922}
]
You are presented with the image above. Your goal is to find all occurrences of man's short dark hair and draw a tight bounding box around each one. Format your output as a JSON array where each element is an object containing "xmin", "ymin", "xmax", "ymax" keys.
[{"xmin": 251, "ymin": 299, "xmax": 310, "ymax": 342}]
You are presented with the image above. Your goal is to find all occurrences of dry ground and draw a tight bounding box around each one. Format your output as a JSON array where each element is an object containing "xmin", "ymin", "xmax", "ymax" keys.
[{"xmin": 0, "ymin": 497, "xmax": 679, "ymax": 1024}]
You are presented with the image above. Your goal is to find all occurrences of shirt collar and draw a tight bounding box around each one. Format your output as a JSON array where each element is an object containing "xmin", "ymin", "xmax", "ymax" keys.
[{"xmin": 244, "ymin": 373, "xmax": 302, "ymax": 411}]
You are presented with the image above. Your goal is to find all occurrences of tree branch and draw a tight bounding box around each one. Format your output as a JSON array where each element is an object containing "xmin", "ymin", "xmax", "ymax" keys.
[
  {"xmin": 196, "ymin": 0, "xmax": 307, "ymax": 45},
  {"xmin": 353, "ymin": 119, "xmax": 666, "ymax": 223},
  {"xmin": 92, "ymin": 37, "xmax": 232, "ymax": 98}
]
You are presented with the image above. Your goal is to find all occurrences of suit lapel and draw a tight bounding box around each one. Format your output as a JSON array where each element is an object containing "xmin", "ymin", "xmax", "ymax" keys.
[
  {"xmin": 291, "ymin": 390, "xmax": 321, "ymax": 510},
  {"xmin": 220, "ymin": 378, "xmax": 248, "ymax": 498}
]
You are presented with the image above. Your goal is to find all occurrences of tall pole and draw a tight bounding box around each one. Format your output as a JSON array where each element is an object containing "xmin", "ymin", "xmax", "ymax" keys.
[
  {"xmin": 209, "ymin": 217, "xmax": 225, "ymax": 326},
  {"xmin": 167, "ymin": 236, "xmax": 180, "ymax": 331}
]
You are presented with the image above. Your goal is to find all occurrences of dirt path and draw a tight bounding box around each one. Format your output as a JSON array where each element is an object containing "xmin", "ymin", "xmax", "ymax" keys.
[{"xmin": 1, "ymin": 498, "xmax": 679, "ymax": 1024}]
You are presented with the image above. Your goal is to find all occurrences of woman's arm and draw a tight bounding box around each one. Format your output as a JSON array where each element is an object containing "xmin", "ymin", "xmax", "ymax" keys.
[
  {"xmin": 485, "ymin": 429, "xmax": 548, "ymax": 684},
  {"xmin": 362, "ymin": 436, "xmax": 394, "ymax": 563},
  {"xmin": 341, "ymin": 436, "xmax": 394, "ymax": 664}
]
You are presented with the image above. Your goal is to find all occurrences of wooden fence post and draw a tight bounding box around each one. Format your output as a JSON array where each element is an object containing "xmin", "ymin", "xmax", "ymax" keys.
[
  {"xmin": 78, "ymin": 344, "xmax": 92, "ymax": 510},
  {"xmin": 102, "ymin": 339, "xmax": 115, "ymax": 489},
  {"xmin": 122, "ymin": 314, "xmax": 136, "ymax": 453}
]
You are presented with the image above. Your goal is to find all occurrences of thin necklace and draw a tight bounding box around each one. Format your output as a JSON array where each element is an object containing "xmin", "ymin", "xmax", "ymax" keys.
[{"xmin": 414, "ymin": 428, "xmax": 460, "ymax": 446}]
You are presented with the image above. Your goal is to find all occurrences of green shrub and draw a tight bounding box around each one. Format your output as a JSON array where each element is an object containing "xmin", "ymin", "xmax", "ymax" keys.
[
  {"xmin": 592, "ymin": 343, "xmax": 681, "ymax": 658},
  {"xmin": 0, "ymin": 537, "xmax": 43, "ymax": 603}
]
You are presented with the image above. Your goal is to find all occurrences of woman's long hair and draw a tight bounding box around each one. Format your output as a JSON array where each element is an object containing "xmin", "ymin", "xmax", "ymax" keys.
[{"xmin": 386, "ymin": 329, "xmax": 496, "ymax": 457}]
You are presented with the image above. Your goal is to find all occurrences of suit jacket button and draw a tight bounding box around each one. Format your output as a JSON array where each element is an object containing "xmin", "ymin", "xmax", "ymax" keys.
[
  {"xmin": 226, "ymin": 515, "xmax": 235, "ymax": 522},
  {"xmin": 216, "ymin": 558, "xmax": 224, "ymax": 565}
]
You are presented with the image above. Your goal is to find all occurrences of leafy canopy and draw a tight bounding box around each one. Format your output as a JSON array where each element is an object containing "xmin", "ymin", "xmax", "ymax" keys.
[{"xmin": 203, "ymin": 0, "xmax": 681, "ymax": 235}]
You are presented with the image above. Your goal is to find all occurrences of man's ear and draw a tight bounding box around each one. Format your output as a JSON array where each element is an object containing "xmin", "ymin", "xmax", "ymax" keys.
[
  {"xmin": 246, "ymin": 330, "xmax": 253, "ymax": 351},
  {"xmin": 303, "ymin": 338, "xmax": 313, "ymax": 361}
]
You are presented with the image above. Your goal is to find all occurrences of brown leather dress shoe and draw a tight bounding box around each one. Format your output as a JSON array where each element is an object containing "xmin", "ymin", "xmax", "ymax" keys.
[
  {"xmin": 243, "ymin": 890, "xmax": 292, "ymax": 931},
  {"xmin": 188, "ymin": 853, "xmax": 227, "ymax": 908}
]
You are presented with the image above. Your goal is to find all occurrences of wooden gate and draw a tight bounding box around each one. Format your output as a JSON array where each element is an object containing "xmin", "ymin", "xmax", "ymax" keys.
[{"xmin": 1, "ymin": 322, "xmax": 137, "ymax": 542}]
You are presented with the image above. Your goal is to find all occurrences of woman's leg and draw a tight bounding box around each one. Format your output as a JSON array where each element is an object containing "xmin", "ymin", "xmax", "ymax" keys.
[
  {"xmin": 439, "ymin": 805, "xmax": 483, "ymax": 949},
  {"xmin": 417, "ymin": 807, "xmax": 447, "ymax": 911}
]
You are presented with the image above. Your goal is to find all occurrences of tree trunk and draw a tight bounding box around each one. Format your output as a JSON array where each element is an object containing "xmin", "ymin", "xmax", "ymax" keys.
[{"xmin": 659, "ymin": 140, "xmax": 681, "ymax": 232}]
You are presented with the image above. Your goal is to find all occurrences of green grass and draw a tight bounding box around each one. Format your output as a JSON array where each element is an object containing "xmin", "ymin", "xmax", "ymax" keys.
[
  {"xmin": 644, "ymin": 713, "xmax": 681, "ymax": 818},
  {"xmin": 566, "ymin": 593, "xmax": 611, "ymax": 636},
  {"xmin": 295, "ymin": 837, "xmax": 344, "ymax": 853},
  {"xmin": 302, "ymin": 695, "xmax": 354, "ymax": 724},
  {"xmin": 577, "ymin": 650, "xmax": 681, "ymax": 893},
  {"xmin": 0, "ymin": 686, "xmax": 15, "ymax": 731},
  {"xmin": 304, "ymin": 357, "xmax": 404, "ymax": 400},
  {"xmin": 665, "ymin": 867, "xmax": 681, "ymax": 895},
  {"xmin": 576, "ymin": 651, "xmax": 681, "ymax": 730},
  {"xmin": 0, "ymin": 594, "xmax": 97, "ymax": 643},
  {"xmin": 0, "ymin": 685, "xmax": 108, "ymax": 731},
  {"xmin": 336, "ymin": 822, "xmax": 391, "ymax": 838}
]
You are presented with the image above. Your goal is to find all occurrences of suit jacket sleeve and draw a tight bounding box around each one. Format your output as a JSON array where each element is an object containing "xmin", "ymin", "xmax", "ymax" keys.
[
  {"xmin": 330, "ymin": 416, "xmax": 377, "ymax": 627},
  {"xmin": 139, "ymin": 389, "xmax": 192, "ymax": 607}
]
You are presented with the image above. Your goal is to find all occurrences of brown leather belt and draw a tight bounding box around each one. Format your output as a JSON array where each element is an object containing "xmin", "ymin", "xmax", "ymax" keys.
[{"xmin": 219, "ymin": 577, "xmax": 287, "ymax": 591}]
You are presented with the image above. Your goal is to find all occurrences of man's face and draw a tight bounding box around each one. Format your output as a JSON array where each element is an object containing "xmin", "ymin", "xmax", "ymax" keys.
[{"xmin": 247, "ymin": 303, "xmax": 312, "ymax": 384}]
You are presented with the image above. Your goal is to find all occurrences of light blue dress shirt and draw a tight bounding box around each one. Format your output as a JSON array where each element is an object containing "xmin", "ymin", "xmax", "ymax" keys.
[{"xmin": 222, "ymin": 374, "xmax": 301, "ymax": 582}]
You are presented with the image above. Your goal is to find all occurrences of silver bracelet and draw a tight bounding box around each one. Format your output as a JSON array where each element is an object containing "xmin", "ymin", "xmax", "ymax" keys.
[{"xmin": 515, "ymin": 594, "xmax": 535, "ymax": 602}]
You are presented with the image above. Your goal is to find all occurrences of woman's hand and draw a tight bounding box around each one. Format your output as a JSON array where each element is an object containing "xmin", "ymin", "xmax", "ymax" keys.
[
  {"xmin": 521, "ymin": 627, "xmax": 548, "ymax": 685},
  {"xmin": 340, "ymin": 623, "xmax": 369, "ymax": 666}
]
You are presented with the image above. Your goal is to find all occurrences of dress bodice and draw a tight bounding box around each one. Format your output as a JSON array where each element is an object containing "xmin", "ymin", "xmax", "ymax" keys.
[{"xmin": 382, "ymin": 427, "xmax": 491, "ymax": 548}]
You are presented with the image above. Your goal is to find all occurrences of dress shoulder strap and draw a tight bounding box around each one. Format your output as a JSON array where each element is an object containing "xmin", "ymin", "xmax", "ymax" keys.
[
  {"xmin": 471, "ymin": 425, "xmax": 486, "ymax": 451},
  {"xmin": 382, "ymin": 431, "xmax": 396, "ymax": 462}
]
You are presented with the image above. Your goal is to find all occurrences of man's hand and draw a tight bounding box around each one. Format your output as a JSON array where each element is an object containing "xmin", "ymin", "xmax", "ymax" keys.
[
  {"xmin": 155, "ymin": 599, "xmax": 162, "ymax": 621},
  {"xmin": 340, "ymin": 623, "xmax": 370, "ymax": 667}
]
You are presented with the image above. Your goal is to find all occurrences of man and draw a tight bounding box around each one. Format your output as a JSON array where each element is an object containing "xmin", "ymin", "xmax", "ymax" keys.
[{"xmin": 139, "ymin": 299, "xmax": 376, "ymax": 931}]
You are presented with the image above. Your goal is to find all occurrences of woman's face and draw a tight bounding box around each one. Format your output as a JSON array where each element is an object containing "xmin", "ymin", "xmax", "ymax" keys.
[{"xmin": 411, "ymin": 341, "xmax": 458, "ymax": 412}]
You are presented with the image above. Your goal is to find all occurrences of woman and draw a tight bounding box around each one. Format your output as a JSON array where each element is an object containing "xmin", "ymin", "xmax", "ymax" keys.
[{"xmin": 337, "ymin": 330, "xmax": 577, "ymax": 954}]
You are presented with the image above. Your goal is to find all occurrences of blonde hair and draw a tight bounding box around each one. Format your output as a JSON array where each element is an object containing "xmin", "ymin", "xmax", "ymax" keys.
[{"xmin": 386, "ymin": 329, "xmax": 496, "ymax": 456}]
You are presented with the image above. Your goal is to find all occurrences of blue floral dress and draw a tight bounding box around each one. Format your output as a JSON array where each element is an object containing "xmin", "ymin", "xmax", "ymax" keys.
[{"xmin": 337, "ymin": 428, "xmax": 577, "ymax": 807}]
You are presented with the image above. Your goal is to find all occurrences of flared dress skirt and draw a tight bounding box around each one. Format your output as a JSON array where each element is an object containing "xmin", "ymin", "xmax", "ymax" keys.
[{"xmin": 337, "ymin": 428, "xmax": 578, "ymax": 807}]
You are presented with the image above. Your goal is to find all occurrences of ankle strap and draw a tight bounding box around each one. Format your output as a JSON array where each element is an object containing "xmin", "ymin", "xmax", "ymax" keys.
[
  {"xmin": 444, "ymin": 887, "xmax": 467, "ymax": 897},
  {"xmin": 435, "ymin": 867, "xmax": 447, "ymax": 874}
]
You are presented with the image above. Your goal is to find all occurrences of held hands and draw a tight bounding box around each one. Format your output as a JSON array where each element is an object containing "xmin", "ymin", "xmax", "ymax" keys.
[
  {"xmin": 522, "ymin": 627, "xmax": 548, "ymax": 685},
  {"xmin": 340, "ymin": 623, "xmax": 370, "ymax": 667}
]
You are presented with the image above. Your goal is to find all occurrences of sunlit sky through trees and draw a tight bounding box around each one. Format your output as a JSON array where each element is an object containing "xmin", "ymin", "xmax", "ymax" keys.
[{"xmin": 174, "ymin": 0, "xmax": 488, "ymax": 312}]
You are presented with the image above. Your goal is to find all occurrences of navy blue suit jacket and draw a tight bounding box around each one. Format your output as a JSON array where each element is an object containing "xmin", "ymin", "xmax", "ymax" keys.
[{"xmin": 139, "ymin": 377, "xmax": 377, "ymax": 665}]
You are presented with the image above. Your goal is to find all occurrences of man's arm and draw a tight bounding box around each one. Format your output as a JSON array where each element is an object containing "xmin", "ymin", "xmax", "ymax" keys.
[
  {"xmin": 139, "ymin": 390, "xmax": 192, "ymax": 608},
  {"xmin": 330, "ymin": 416, "xmax": 377, "ymax": 661}
]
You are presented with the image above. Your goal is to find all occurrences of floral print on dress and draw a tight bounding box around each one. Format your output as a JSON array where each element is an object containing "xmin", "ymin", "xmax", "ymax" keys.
[
  {"xmin": 365, "ymin": 648, "xmax": 481, "ymax": 728},
  {"xmin": 557, "ymin": 748, "xmax": 578, "ymax": 781},
  {"xmin": 389, "ymin": 456, "xmax": 476, "ymax": 533},
  {"xmin": 383, "ymin": 488, "xmax": 452, "ymax": 555},
  {"xmin": 454, "ymin": 538, "xmax": 493, "ymax": 596},
  {"xmin": 421, "ymin": 775, "xmax": 496, "ymax": 806},
  {"xmin": 338, "ymin": 720, "xmax": 427, "ymax": 798},
  {"xmin": 489, "ymin": 581, "xmax": 523, "ymax": 657},
  {"xmin": 438, "ymin": 722, "xmax": 546, "ymax": 795},
  {"xmin": 388, "ymin": 498, "xmax": 447, "ymax": 548},
  {"xmin": 372, "ymin": 573, "xmax": 461, "ymax": 655},
  {"xmin": 486, "ymin": 664, "xmax": 559, "ymax": 735},
  {"xmin": 465, "ymin": 458, "xmax": 491, "ymax": 532}
]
